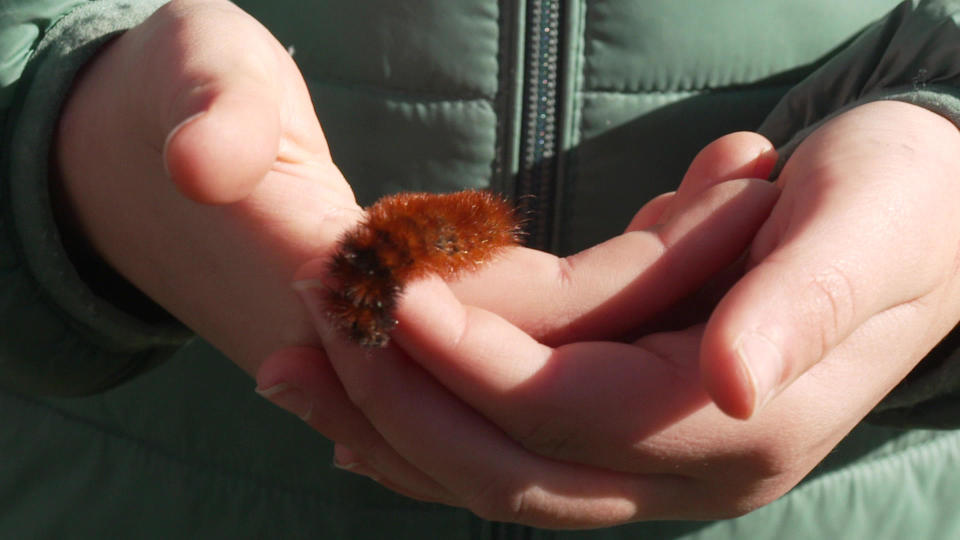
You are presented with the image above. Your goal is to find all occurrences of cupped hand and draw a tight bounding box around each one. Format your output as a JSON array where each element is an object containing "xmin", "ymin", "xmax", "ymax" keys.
[
  {"xmin": 264, "ymin": 101, "xmax": 960, "ymax": 527},
  {"xmin": 55, "ymin": 0, "xmax": 360, "ymax": 375},
  {"xmin": 702, "ymin": 100, "xmax": 960, "ymax": 419},
  {"xmin": 55, "ymin": 1, "xmax": 792, "ymax": 523},
  {"xmin": 258, "ymin": 133, "xmax": 781, "ymax": 524}
]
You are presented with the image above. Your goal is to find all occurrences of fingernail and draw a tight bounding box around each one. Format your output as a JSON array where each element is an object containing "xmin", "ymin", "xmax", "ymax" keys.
[
  {"xmin": 162, "ymin": 112, "xmax": 206, "ymax": 179},
  {"xmin": 333, "ymin": 445, "xmax": 379, "ymax": 481},
  {"xmin": 753, "ymin": 147, "xmax": 778, "ymax": 180},
  {"xmin": 293, "ymin": 279, "xmax": 340, "ymax": 342},
  {"xmin": 333, "ymin": 444, "xmax": 361, "ymax": 469},
  {"xmin": 736, "ymin": 331, "xmax": 784, "ymax": 414},
  {"xmin": 255, "ymin": 382, "xmax": 313, "ymax": 421},
  {"xmin": 293, "ymin": 278, "xmax": 327, "ymax": 318}
]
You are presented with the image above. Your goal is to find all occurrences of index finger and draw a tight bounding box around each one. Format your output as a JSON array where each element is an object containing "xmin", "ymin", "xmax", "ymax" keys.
[
  {"xmin": 392, "ymin": 277, "xmax": 710, "ymax": 474},
  {"xmin": 450, "ymin": 178, "xmax": 778, "ymax": 344},
  {"xmin": 304, "ymin": 282, "xmax": 683, "ymax": 527}
]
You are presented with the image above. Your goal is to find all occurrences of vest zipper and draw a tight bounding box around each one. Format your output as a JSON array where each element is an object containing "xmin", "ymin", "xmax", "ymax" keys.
[
  {"xmin": 482, "ymin": 4, "xmax": 562, "ymax": 538},
  {"xmin": 516, "ymin": 0, "xmax": 562, "ymax": 252}
]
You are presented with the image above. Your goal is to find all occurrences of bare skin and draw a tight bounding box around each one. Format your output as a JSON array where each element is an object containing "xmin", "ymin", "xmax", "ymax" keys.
[
  {"xmin": 55, "ymin": 0, "xmax": 960, "ymax": 528},
  {"xmin": 281, "ymin": 103, "xmax": 960, "ymax": 525}
]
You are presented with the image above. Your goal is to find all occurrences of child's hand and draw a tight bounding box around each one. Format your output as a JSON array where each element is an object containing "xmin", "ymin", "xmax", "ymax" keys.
[
  {"xmin": 702, "ymin": 100, "xmax": 960, "ymax": 419},
  {"xmin": 266, "ymin": 101, "xmax": 960, "ymax": 526},
  {"xmin": 259, "ymin": 134, "xmax": 781, "ymax": 525},
  {"xmin": 56, "ymin": 0, "xmax": 361, "ymax": 375}
]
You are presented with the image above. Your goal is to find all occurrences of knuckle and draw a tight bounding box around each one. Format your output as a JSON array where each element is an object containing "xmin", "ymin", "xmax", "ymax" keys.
[
  {"xmin": 342, "ymin": 382, "xmax": 377, "ymax": 412},
  {"xmin": 806, "ymin": 263, "xmax": 858, "ymax": 355},
  {"xmin": 694, "ymin": 438, "xmax": 805, "ymax": 519},
  {"xmin": 339, "ymin": 372, "xmax": 386, "ymax": 412},
  {"xmin": 515, "ymin": 417, "xmax": 580, "ymax": 460},
  {"xmin": 725, "ymin": 473, "xmax": 799, "ymax": 518},
  {"xmin": 747, "ymin": 446, "xmax": 800, "ymax": 484},
  {"xmin": 554, "ymin": 256, "xmax": 576, "ymax": 291}
]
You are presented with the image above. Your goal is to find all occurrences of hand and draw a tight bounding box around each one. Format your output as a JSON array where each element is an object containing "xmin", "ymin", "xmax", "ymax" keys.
[
  {"xmin": 55, "ymin": 0, "xmax": 360, "ymax": 374},
  {"xmin": 52, "ymin": 1, "xmax": 779, "ymax": 522},
  {"xmin": 701, "ymin": 100, "xmax": 960, "ymax": 419},
  {"xmin": 53, "ymin": 1, "xmax": 785, "ymax": 523},
  {"xmin": 258, "ymin": 133, "xmax": 780, "ymax": 525},
  {"xmin": 265, "ymin": 101, "xmax": 960, "ymax": 527}
]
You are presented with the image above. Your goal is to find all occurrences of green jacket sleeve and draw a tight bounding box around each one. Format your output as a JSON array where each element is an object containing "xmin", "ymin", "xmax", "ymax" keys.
[
  {"xmin": 0, "ymin": 0, "xmax": 191, "ymax": 397},
  {"xmin": 758, "ymin": 0, "xmax": 960, "ymax": 427}
]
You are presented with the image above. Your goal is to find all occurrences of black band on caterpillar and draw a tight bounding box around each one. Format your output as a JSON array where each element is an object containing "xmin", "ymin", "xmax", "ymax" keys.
[{"xmin": 324, "ymin": 190, "xmax": 522, "ymax": 347}]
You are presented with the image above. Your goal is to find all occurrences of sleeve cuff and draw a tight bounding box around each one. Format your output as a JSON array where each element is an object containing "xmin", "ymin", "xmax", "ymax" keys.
[
  {"xmin": 2, "ymin": 0, "xmax": 192, "ymax": 395},
  {"xmin": 762, "ymin": 85, "xmax": 960, "ymax": 177}
]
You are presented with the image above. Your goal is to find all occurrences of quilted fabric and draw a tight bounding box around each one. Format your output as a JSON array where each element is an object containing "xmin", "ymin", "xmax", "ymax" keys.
[{"xmin": 2, "ymin": 0, "xmax": 960, "ymax": 537}]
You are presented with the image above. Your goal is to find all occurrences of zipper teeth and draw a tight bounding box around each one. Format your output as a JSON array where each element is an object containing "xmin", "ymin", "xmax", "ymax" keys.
[
  {"xmin": 526, "ymin": 1, "xmax": 560, "ymax": 166},
  {"xmin": 518, "ymin": 0, "xmax": 561, "ymax": 251}
]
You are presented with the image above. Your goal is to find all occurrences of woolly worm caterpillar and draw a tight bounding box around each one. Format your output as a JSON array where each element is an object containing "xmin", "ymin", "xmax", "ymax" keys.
[{"xmin": 324, "ymin": 190, "xmax": 522, "ymax": 347}]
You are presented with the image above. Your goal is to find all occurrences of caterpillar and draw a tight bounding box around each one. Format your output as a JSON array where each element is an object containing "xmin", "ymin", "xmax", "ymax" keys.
[{"xmin": 324, "ymin": 190, "xmax": 522, "ymax": 347}]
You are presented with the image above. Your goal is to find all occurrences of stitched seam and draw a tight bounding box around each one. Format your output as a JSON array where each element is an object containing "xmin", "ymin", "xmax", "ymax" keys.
[
  {"xmin": 579, "ymin": 82, "xmax": 799, "ymax": 99},
  {"xmin": 308, "ymin": 75, "xmax": 496, "ymax": 104},
  {"xmin": 583, "ymin": 83, "xmax": 775, "ymax": 95},
  {"xmin": 581, "ymin": 89, "xmax": 704, "ymax": 98}
]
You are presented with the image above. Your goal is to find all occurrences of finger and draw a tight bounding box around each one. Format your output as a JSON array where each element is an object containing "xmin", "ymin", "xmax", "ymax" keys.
[
  {"xmin": 297, "ymin": 288, "xmax": 689, "ymax": 527},
  {"xmin": 392, "ymin": 281, "xmax": 879, "ymax": 518},
  {"xmin": 141, "ymin": 0, "xmax": 290, "ymax": 204},
  {"xmin": 452, "ymin": 178, "xmax": 779, "ymax": 344},
  {"xmin": 163, "ymin": 89, "xmax": 280, "ymax": 204},
  {"xmin": 701, "ymin": 230, "xmax": 944, "ymax": 420},
  {"xmin": 255, "ymin": 347, "xmax": 453, "ymax": 503},
  {"xmin": 626, "ymin": 132, "xmax": 776, "ymax": 233},
  {"xmin": 291, "ymin": 164, "xmax": 778, "ymax": 345},
  {"xmin": 624, "ymin": 192, "xmax": 674, "ymax": 232},
  {"xmin": 393, "ymin": 277, "xmax": 712, "ymax": 472},
  {"xmin": 701, "ymin": 136, "xmax": 960, "ymax": 419},
  {"xmin": 329, "ymin": 443, "xmax": 449, "ymax": 503},
  {"xmin": 657, "ymin": 132, "xmax": 777, "ymax": 224}
]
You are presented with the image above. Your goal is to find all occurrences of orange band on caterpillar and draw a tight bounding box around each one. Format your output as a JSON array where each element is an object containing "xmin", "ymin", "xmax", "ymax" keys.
[{"xmin": 325, "ymin": 190, "xmax": 521, "ymax": 347}]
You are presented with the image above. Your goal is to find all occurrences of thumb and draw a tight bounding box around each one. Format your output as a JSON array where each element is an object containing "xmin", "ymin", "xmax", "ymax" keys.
[
  {"xmin": 163, "ymin": 86, "xmax": 280, "ymax": 204},
  {"xmin": 700, "ymin": 178, "xmax": 954, "ymax": 420},
  {"xmin": 698, "ymin": 102, "xmax": 960, "ymax": 420},
  {"xmin": 146, "ymin": 0, "xmax": 284, "ymax": 204}
]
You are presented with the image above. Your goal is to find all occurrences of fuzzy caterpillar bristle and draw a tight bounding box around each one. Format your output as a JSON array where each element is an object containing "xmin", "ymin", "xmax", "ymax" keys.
[{"xmin": 324, "ymin": 190, "xmax": 521, "ymax": 347}]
